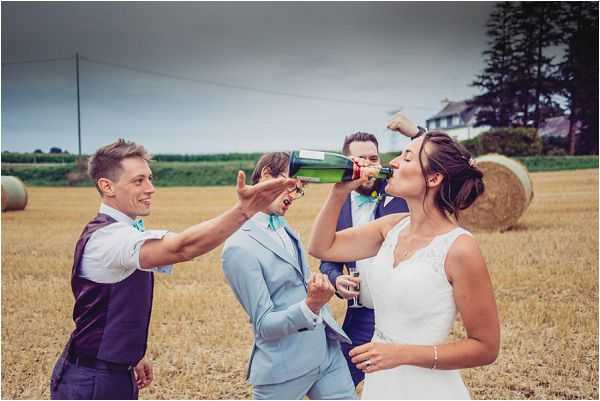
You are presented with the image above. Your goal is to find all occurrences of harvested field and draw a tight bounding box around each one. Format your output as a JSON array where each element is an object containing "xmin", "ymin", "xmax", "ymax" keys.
[{"xmin": 1, "ymin": 169, "xmax": 598, "ymax": 399}]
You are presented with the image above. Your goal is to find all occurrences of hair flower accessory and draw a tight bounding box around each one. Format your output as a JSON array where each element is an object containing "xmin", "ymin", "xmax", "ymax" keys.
[{"xmin": 468, "ymin": 158, "xmax": 478, "ymax": 168}]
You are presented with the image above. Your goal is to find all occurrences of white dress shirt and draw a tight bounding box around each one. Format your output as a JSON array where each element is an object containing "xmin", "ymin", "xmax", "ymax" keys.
[
  {"xmin": 254, "ymin": 212, "xmax": 298, "ymax": 264},
  {"xmin": 350, "ymin": 191, "xmax": 377, "ymax": 309},
  {"xmin": 78, "ymin": 203, "xmax": 173, "ymax": 284},
  {"xmin": 254, "ymin": 212, "xmax": 322, "ymax": 326}
]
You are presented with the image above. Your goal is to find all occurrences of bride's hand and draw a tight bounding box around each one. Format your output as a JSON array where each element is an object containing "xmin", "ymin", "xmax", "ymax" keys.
[
  {"xmin": 333, "ymin": 157, "xmax": 372, "ymax": 194},
  {"xmin": 349, "ymin": 341, "xmax": 403, "ymax": 373}
]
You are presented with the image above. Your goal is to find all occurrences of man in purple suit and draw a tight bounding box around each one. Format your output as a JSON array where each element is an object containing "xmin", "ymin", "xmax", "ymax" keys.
[
  {"xmin": 50, "ymin": 139, "xmax": 294, "ymax": 400},
  {"xmin": 319, "ymin": 131, "xmax": 412, "ymax": 387}
]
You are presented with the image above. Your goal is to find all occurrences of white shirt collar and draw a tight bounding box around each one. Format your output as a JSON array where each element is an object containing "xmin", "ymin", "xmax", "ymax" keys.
[
  {"xmin": 254, "ymin": 211, "xmax": 272, "ymax": 229},
  {"xmin": 99, "ymin": 203, "xmax": 135, "ymax": 224}
]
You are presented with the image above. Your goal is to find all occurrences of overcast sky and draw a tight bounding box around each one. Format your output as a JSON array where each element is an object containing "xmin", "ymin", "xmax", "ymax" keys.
[{"xmin": 2, "ymin": 2, "xmax": 495, "ymax": 154}]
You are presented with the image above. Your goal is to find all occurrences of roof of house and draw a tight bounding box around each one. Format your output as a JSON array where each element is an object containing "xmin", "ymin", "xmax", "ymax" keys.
[
  {"xmin": 426, "ymin": 100, "xmax": 478, "ymax": 124},
  {"xmin": 538, "ymin": 116, "xmax": 581, "ymax": 138}
]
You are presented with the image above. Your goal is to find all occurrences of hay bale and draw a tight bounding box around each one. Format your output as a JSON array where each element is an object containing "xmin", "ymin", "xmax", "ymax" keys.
[
  {"xmin": 1, "ymin": 176, "xmax": 28, "ymax": 212},
  {"xmin": 457, "ymin": 154, "xmax": 533, "ymax": 232},
  {"xmin": 1, "ymin": 185, "xmax": 7, "ymax": 212}
]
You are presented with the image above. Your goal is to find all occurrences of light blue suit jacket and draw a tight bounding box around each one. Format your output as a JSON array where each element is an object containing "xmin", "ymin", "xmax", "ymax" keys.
[{"xmin": 221, "ymin": 217, "xmax": 351, "ymax": 386}]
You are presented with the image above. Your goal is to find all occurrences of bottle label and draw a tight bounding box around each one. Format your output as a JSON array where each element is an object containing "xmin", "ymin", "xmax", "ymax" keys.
[
  {"xmin": 299, "ymin": 150, "xmax": 325, "ymax": 161},
  {"xmin": 296, "ymin": 175, "xmax": 321, "ymax": 183}
]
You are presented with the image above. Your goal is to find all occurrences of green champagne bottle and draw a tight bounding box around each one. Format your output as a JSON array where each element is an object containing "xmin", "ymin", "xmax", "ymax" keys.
[{"xmin": 288, "ymin": 150, "xmax": 394, "ymax": 183}]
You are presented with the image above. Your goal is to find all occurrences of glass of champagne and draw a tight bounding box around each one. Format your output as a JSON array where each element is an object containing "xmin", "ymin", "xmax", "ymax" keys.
[{"xmin": 348, "ymin": 267, "xmax": 362, "ymax": 308}]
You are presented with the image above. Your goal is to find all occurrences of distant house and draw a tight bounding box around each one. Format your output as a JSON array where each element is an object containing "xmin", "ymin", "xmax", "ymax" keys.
[
  {"xmin": 425, "ymin": 99, "xmax": 490, "ymax": 141},
  {"xmin": 538, "ymin": 116, "xmax": 581, "ymax": 139}
]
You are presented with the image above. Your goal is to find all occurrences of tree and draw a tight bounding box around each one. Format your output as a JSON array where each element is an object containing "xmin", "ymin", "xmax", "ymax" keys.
[
  {"xmin": 33, "ymin": 149, "xmax": 43, "ymax": 154},
  {"xmin": 49, "ymin": 147, "xmax": 63, "ymax": 154},
  {"xmin": 557, "ymin": 2, "xmax": 599, "ymax": 155},
  {"xmin": 471, "ymin": 2, "xmax": 519, "ymax": 127},
  {"xmin": 511, "ymin": 2, "xmax": 563, "ymax": 128},
  {"xmin": 473, "ymin": 2, "xmax": 565, "ymax": 130}
]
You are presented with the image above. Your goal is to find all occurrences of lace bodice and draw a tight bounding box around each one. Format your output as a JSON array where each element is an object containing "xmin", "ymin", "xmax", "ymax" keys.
[{"xmin": 365, "ymin": 217, "xmax": 472, "ymax": 346}]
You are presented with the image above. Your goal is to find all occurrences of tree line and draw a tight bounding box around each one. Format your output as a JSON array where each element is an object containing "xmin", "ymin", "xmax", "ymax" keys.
[{"xmin": 471, "ymin": 1, "xmax": 598, "ymax": 155}]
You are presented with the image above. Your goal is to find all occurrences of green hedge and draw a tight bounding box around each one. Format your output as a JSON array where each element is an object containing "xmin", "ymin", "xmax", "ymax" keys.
[
  {"xmin": 461, "ymin": 127, "xmax": 543, "ymax": 157},
  {"xmin": 150, "ymin": 161, "xmax": 256, "ymax": 186},
  {"xmin": 1, "ymin": 161, "xmax": 257, "ymax": 187},
  {"xmin": 1, "ymin": 152, "xmax": 263, "ymax": 164},
  {"xmin": 513, "ymin": 155, "xmax": 598, "ymax": 172},
  {"xmin": 152, "ymin": 153, "xmax": 263, "ymax": 162},
  {"xmin": 1, "ymin": 152, "xmax": 79, "ymax": 164},
  {"xmin": 2, "ymin": 156, "xmax": 597, "ymax": 187}
]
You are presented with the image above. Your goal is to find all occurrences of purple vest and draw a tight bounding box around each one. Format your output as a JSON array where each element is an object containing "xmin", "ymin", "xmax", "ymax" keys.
[{"xmin": 67, "ymin": 213, "xmax": 154, "ymax": 365}]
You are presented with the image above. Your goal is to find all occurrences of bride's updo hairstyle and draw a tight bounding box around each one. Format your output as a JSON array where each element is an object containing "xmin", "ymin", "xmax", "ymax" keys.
[{"xmin": 417, "ymin": 131, "xmax": 484, "ymax": 218}]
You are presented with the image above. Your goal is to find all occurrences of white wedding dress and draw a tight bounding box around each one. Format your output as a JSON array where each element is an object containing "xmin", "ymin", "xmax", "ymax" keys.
[{"xmin": 361, "ymin": 217, "xmax": 472, "ymax": 400}]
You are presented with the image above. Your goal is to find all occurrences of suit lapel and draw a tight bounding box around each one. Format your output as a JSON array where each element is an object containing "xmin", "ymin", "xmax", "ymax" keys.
[
  {"xmin": 284, "ymin": 225, "xmax": 309, "ymax": 282},
  {"xmin": 243, "ymin": 219, "xmax": 303, "ymax": 277},
  {"xmin": 337, "ymin": 195, "xmax": 353, "ymax": 231},
  {"xmin": 378, "ymin": 196, "xmax": 409, "ymax": 217}
]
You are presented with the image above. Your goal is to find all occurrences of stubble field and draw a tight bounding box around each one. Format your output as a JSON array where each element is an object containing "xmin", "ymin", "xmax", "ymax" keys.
[{"xmin": 1, "ymin": 169, "xmax": 598, "ymax": 399}]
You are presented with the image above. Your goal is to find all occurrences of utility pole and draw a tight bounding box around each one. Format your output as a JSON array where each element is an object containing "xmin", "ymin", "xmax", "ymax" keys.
[{"xmin": 75, "ymin": 52, "xmax": 82, "ymax": 158}]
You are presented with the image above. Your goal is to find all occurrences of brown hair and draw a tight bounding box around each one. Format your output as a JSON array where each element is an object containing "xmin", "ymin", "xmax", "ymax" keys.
[
  {"xmin": 88, "ymin": 138, "xmax": 151, "ymax": 194},
  {"xmin": 251, "ymin": 152, "xmax": 290, "ymax": 184},
  {"xmin": 342, "ymin": 132, "xmax": 379, "ymax": 156},
  {"xmin": 417, "ymin": 131, "xmax": 484, "ymax": 217}
]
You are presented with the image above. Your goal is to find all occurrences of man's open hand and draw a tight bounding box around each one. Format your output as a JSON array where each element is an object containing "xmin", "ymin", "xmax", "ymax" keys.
[{"xmin": 236, "ymin": 171, "xmax": 296, "ymax": 218}]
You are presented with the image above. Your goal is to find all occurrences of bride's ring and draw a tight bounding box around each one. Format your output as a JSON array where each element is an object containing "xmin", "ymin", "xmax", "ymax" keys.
[{"xmin": 365, "ymin": 359, "xmax": 372, "ymax": 368}]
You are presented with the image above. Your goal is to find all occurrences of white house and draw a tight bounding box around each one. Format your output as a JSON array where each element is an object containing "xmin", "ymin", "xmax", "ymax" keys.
[
  {"xmin": 538, "ymin": 116, "xmax": 581, "ymax": 139},
  {"xmin": 425, "ymin": 99, "xmax": 490, "ymax": 141}
]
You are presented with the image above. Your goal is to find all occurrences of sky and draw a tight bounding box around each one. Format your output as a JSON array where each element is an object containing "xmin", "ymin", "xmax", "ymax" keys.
[{"xmin": 1, "ymin": 2, "xmax": 496, "ymax": 155}]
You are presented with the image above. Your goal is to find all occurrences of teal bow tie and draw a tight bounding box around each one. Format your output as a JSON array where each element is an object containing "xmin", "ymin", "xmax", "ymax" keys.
[
  {"xmin": 267, "ymin": 214, "xmax": 286, "ymax": 231},
  {"xmin": 355, "ymin": 193, "xmax": 378, "ymax": 208},
  {"xmin": 132, "ymin": 219, "xmax": 145, "ymax": 232}
]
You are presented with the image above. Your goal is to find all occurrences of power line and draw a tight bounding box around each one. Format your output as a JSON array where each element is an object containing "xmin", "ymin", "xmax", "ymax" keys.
[
  {"xmin": 80, "ymin": 55, "xmax": 421, "ymax": 109},
  {"xmin": 1, "ymin": 56, "xmax": 74, "ymax": 66},
  {"xmin": 1, "ymin": 53, "xmax": 438, "ymax": 111}
]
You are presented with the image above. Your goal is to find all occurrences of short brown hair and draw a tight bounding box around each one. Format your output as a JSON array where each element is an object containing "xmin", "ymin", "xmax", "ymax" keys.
[
  {"xmin": 342, "ymin": 132, "xmax": 379, "ymax": 155},
  {"xmin": 251, "ymin": 152, "xmax": 290, "ymax": 184},
  {"xmin": 88, "ymin": 138, "xmax": 151, "ymax": 194}
]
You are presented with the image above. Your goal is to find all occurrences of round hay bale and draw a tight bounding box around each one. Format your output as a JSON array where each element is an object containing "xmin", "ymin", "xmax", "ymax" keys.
[
  {"xmin": 1, "ymin": 185, "xmax": 7, "ymax": 212},
  {"xmin": 457, "ymin": 154, "xmax": 533, "ymax": 232},
  {"xmin": 1, "ymin": 176, "xmax": 28, "ymax": 211}
]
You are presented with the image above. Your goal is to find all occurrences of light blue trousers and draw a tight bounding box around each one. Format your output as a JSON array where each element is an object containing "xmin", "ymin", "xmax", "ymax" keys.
[{"xmin": 253, "ymin": 340, "xmax": 357, "ymax": 400}]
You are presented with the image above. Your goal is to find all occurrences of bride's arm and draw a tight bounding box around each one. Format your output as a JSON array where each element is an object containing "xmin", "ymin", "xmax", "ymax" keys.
[
  {"xmin": 308, "ymin": 180, "xmax": 405, "ymax": 262},
  {"xmin": 350, "ymin": 234, "xmax": 500, "ymax": 371}
]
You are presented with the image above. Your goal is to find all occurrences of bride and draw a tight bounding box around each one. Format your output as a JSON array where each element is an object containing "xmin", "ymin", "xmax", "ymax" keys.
[{"xmin": 308, "ymin": 120, "xmax": 500, "ymax": 399}]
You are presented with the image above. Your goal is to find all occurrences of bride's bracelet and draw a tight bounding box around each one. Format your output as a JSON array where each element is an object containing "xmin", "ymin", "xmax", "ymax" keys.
[{"xmin": 432, "ymin": 345, "xmax": 438, "ymax": 369}]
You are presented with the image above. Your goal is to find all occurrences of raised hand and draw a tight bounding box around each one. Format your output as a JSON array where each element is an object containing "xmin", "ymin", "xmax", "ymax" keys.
[
  {"xmin": 236, "ymin": 170, "xmax": 296, "ymax": 218},
  {"xmin": 306, "ymin": 273, "xmax": 336, "ymax": 314},
  {"xmin": 386, "ymin": 112, "xmax": 419, "ymax": 138}
]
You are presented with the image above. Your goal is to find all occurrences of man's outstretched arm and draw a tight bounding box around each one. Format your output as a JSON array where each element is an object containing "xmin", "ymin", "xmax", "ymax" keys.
[{"xmin": 139, "ymin": 171, "xmax": 295, "ymax": 268}]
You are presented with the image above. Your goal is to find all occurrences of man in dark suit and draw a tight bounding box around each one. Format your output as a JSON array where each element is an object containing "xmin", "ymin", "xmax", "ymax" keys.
[{"xmin": 319, "ymin": 132, "xmax": 409, "ymax": 387}]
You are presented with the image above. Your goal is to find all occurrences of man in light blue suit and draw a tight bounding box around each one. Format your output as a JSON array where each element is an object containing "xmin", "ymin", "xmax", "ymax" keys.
[{"xmin": 222, "ymin": 152, "xmax": 356, "ymax": 400}]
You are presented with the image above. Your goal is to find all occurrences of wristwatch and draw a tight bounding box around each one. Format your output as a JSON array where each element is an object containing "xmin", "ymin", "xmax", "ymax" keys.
[{"xmin": 413, "ymin": 126, "xmax": 427, "ymax": 139}]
